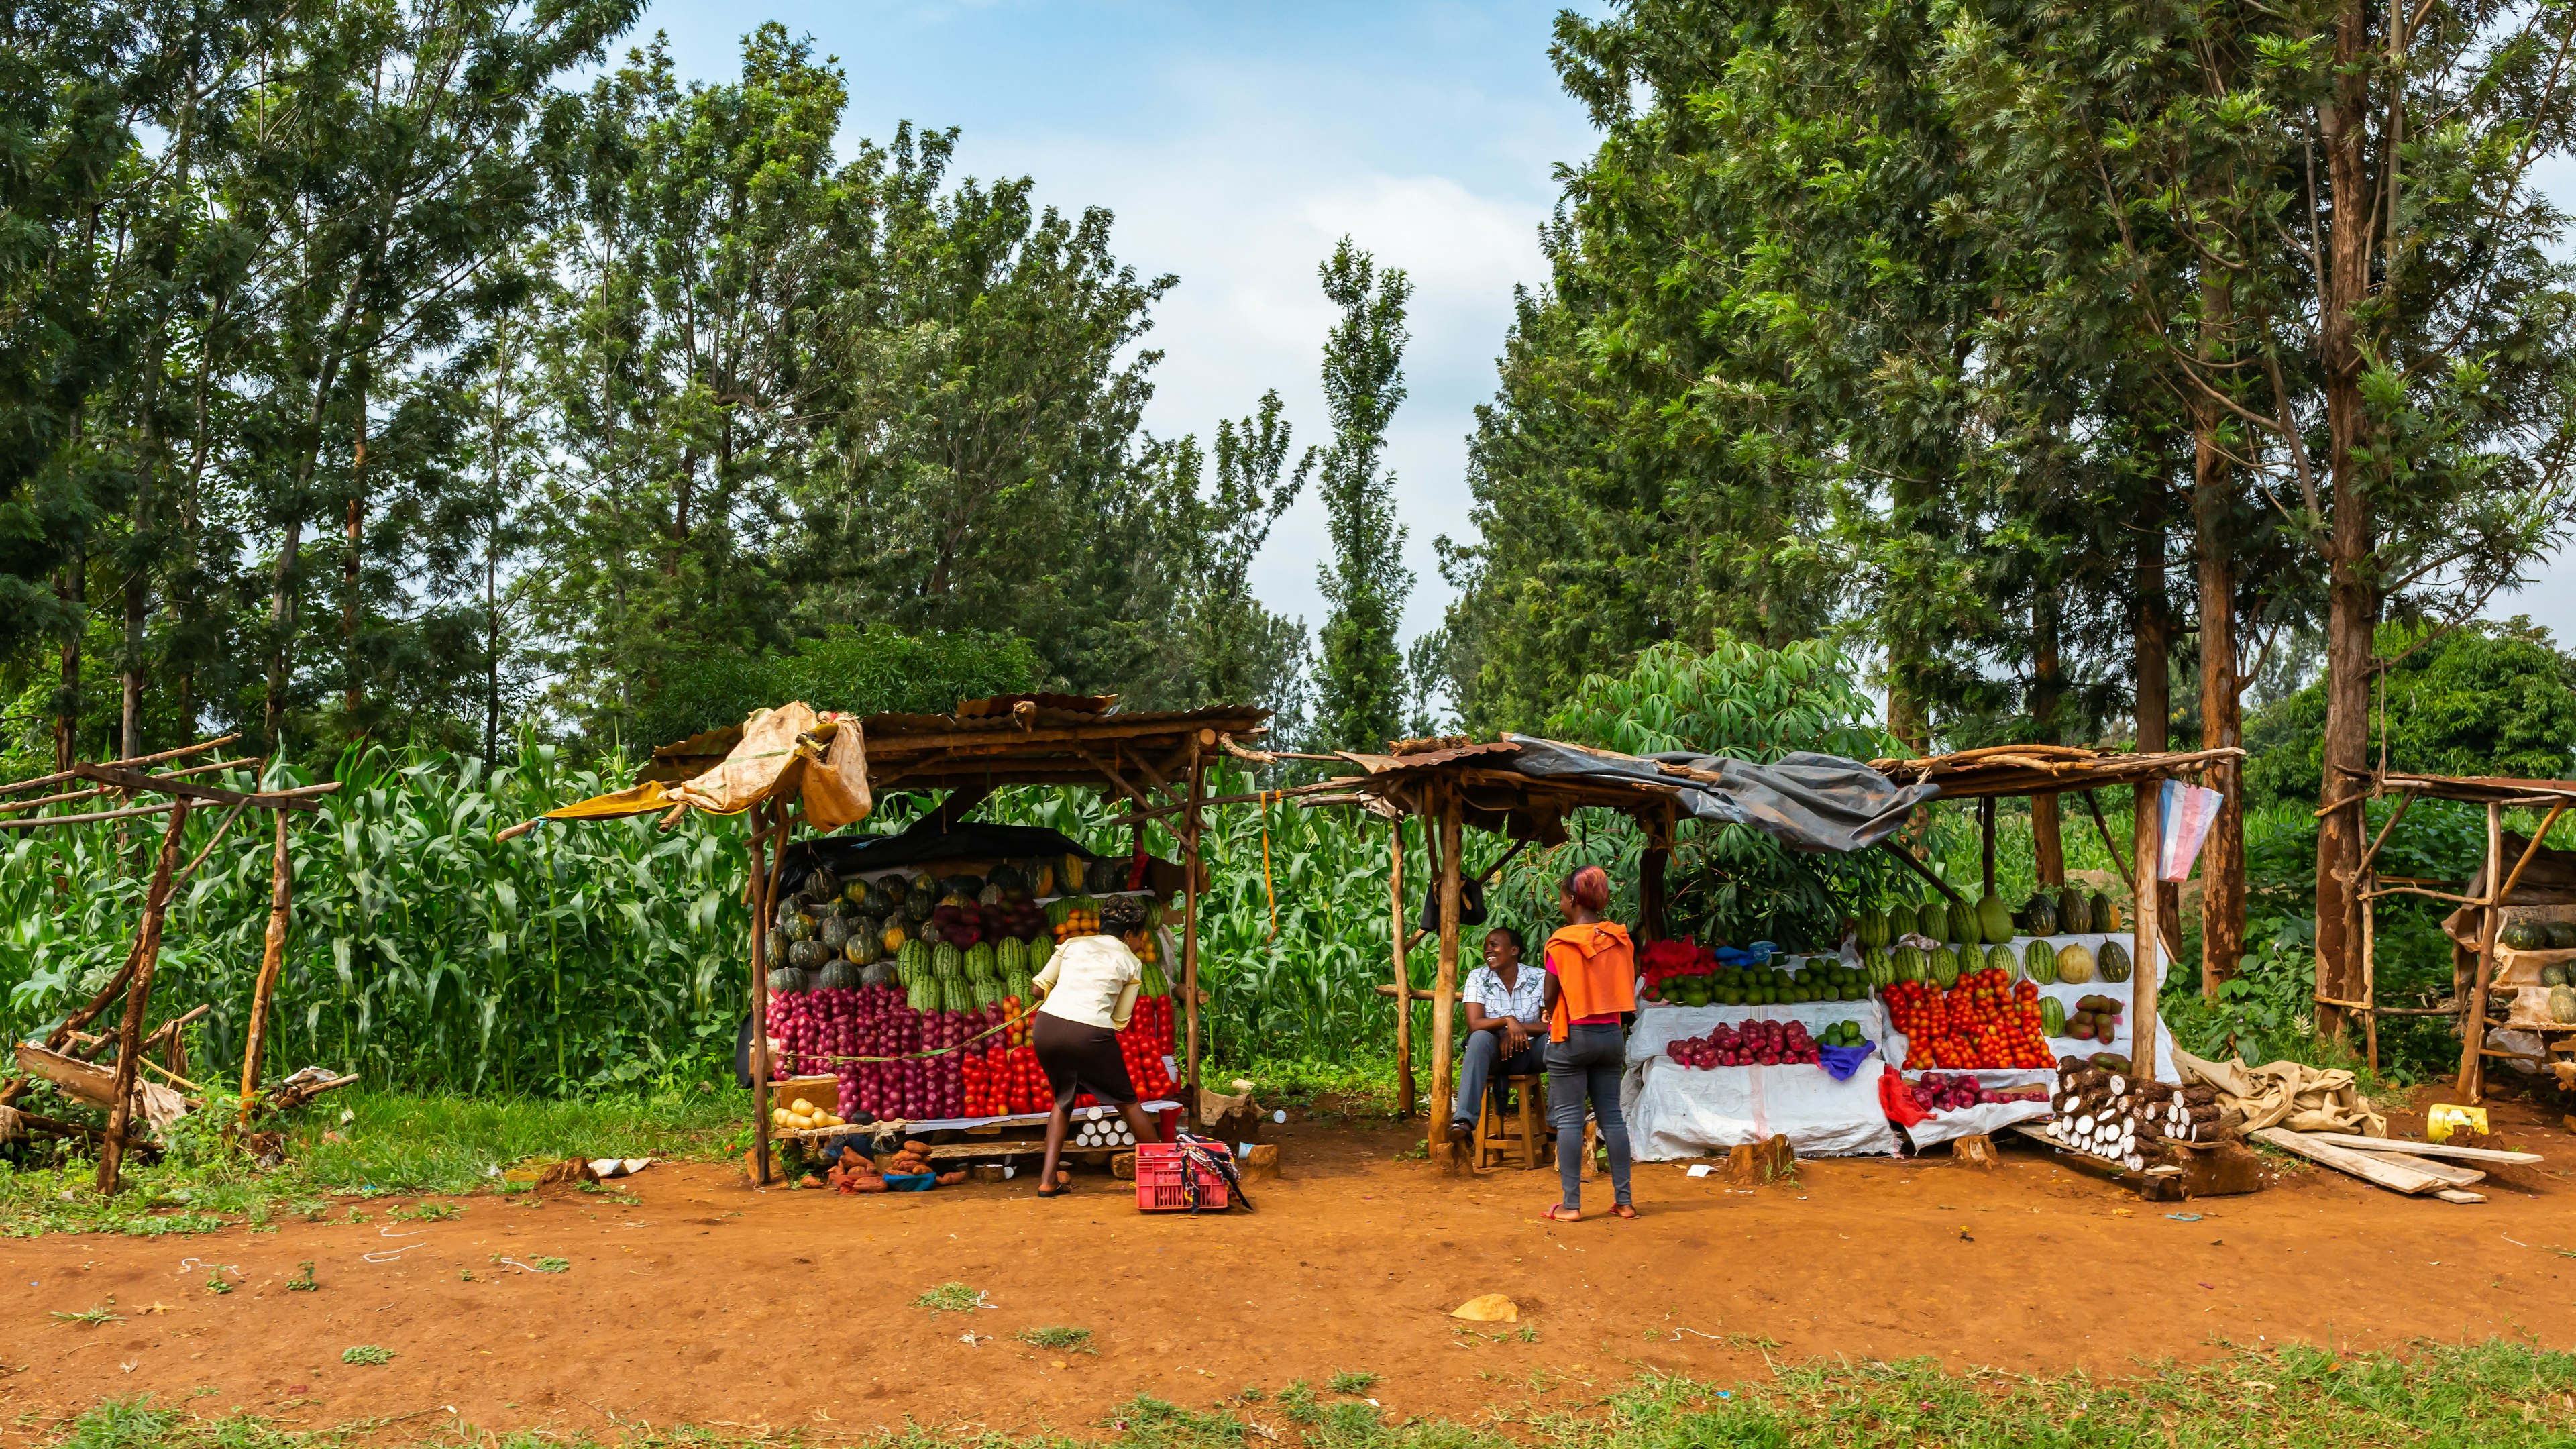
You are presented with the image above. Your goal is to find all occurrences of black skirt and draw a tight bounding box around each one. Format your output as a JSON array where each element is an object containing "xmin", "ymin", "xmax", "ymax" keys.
[{"xmin": 1032, "ymin": 1010, "xmax": 1138, "ymax": 1109}]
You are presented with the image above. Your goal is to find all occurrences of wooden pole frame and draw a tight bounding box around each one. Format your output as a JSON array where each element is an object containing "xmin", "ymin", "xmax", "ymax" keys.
[
  {"xmin": 2455, "ymin": 800, "xmax": 2567, "ymax": 1102},
  {"xmin": 1430, "ymin": 788, "xmax": 1465, "ymax": 1164},
  {"xmin": 747, "ymin": 801, "xmax": 780, "ymax": 1185},
  {"xmin": 1388, "ymin": 816, "xmax": 1413, "ymax": 1118},
  {"xmin": 1181, "ymin": 733, "xmax": 1207, "ymax": 1126},
  {"xmin": 2130, "ymin": 780, "xmax": 2162, "ymax": 1083},
  {"xmin": 237, "ymin": 812, "xmax": 297, "ymax": 1130},
  {"xmin": 97, "ymin": 798, "xmax": 191, "ymax": 1193}
]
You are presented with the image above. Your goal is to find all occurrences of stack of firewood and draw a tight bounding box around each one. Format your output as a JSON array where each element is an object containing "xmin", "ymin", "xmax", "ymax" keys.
[{"xmin": 2045, "ymin": 1056, "xmax": 2227, "ymax": 1169}]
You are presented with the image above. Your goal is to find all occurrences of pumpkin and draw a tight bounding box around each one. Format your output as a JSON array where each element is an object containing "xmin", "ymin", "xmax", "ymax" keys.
[
  {"xmin": 800, "ymin": 867, "xmax": 840, "ymax": 905},
  {"xmin": 816, "ymin": 915, "xmax": 851, "ymax": 952},
  {"xmin": 2549, "ymin": 921, "xmax": 2576, "ymax": 949},
  {"xmin": 1086, "ymin": 857, "xmax": 1124, "ymax": 894},
  {"xmin": 879, "ymin": 921, "xmax": 908, "ymax": 955},
  {"xmin": 2503, "ymin": 921, "xmax": 2549, "ymax": 951},
  {"xmin": 2055, "ymin": 941, "xmax": 2097, "ymax": 984},
  {"xmin": 844, "ymin": 926, "xmax": 883, "ymax": 967},
  {"xmin": 817, "ymin": 959, "xmax": 860, "ymax": 992},
  {"xmin": 2544, "ymin": 961, "xmax": 2570, "ymax": 989},
  {"xmin": 767, "ymin": 965, "xmax": 808, "ymax": 994},
  {"xmin": 2554, "ymin": 985, "xmax": 2576, "ymax": 1025},
  {"xmin": 989, "ymin": 863, "xmax": 1027, "ymax": 896},
  {"xmin": 861, "ymin": 959, "xmax": 897, "ymax": 989},
  {"xmin": 787, "ymin": 938, "xmax": 830, "ymax": 971},
  {"xmin": 779, "ymin": 911, "xmax": 816, "ymax": 945}
]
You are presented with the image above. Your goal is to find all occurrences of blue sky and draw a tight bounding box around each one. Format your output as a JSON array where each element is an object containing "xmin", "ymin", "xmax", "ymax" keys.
[
  {"xmin": 639, "ymin": 0, "xmax": 2576, "ymax": 665},
  {"xmin": 639, "ymin": 0, "xmax": 1603, "ymax": 649}
]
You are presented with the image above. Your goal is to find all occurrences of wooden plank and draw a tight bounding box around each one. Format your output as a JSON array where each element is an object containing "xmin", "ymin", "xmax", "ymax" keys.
[
  {"xmin": 2132, "ymin": 778, "xmax": 2161, "ymax": 1083},
  {"xmin": 2251, "ymin": 1128, "xmax": 2445, "ymax": 1195},
  {"xmin": 69, "ymin": 764, "xmax": 335, "ymax": 812},
  {"xmin": 1389, "ymin": 818, "xmax": 1413, "ymax": 1118},
  {"xmin": 2355, "ymin": 1150, "xmax": 2485, "ymax": 1187},
  {"xmin": 97, "ymin": 799, "xmax": 191, "ymax": 1194},
  {"xmin": 2293, "ymin": 1132, "xmax": 2541, "ymax": 1164},
  {"xmin": 2436, "ymin": 1189, "xmax": 2487, "ymax": 1203},
  {"xmin": 0, "ymin": 734, "xmax": 239, "ymax": 798}
]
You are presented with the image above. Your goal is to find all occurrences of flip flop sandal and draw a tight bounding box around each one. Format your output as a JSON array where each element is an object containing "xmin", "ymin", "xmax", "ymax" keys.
[
  {"xmin": 1611, "ymin": 1203, "xmax": 1639, "ymax": 1219},
  {"xmin": 1542, "ymin": 1203, "xmax": 1581, "ymax": 1222}
]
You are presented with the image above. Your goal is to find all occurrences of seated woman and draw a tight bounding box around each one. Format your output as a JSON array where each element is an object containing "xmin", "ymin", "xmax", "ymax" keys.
[{"xmin": 1446, "ymin": 926, "xmax": 1545, "ymax": 1148}]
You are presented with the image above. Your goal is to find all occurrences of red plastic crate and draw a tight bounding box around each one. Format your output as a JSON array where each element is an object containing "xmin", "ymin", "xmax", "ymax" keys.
[{"xmin": 1135, "ymin": 1141, "xmax": 1231, "ymax": 1212}]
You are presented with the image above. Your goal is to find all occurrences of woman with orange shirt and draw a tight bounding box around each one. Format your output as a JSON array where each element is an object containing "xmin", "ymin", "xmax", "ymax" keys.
[{"xmin": 1539, "ymin": 865, "xmax": 1636, "ymax": 1221}]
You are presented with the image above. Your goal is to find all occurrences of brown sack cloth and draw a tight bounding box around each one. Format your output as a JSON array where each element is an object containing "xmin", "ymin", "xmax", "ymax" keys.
[
  {"xmin": 2169, "ymin": 1045, "xmax": 2387, "ymax": 1138},
  {"xmin": 2443, "ymin": 832, "xmax": 2576, "ymax": 951}
]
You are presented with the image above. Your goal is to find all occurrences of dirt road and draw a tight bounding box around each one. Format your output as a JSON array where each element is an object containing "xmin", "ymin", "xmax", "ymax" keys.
[{"xmin": 6, "ymin": 1097, "xmax": 2573, "ymax": 1440}]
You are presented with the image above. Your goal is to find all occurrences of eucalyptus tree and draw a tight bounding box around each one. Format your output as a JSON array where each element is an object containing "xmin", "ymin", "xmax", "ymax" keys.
[
  {"xmin": 1310, "ymin": 237, "xmax": 1413, "ymax": 753},
  {"xmin": 1939, "ymin": 0, "xmax": 2576, "ymax": 1022}
]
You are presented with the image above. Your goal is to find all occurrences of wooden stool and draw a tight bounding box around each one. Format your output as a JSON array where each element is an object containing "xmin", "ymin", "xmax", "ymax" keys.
[{"xmin": 1474, "ymin": 1071, "xmax": 1550, "ymax": 1170}]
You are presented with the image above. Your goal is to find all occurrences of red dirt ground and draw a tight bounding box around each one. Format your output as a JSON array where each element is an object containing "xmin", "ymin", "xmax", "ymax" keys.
[{"xmin": 6, "ymin": 1088, "xmax": 2575, "ymax": 1442}]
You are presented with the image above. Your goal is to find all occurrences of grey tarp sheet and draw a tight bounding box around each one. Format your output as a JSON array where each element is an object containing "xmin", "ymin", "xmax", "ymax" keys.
[{"xmin": 1503, "ymin": 736, "xmax": 1939, "ymax": 853}]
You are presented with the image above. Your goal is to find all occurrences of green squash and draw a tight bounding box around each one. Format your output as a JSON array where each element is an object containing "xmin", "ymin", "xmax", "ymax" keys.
[
  {"xmin": 2097, "ymin": 939, "xmax": 2133, "ymax": 983},
  {"xmin": 2553, "ymin": 984, "xmax": 2576, "ymax": 1024},
  {"xmin": 767, "ymin": 965, "xmax": 808, "ymax": 995},
  {"xmin": 1977, "ymin": 891, "xmax": 2015, "ymax": 943},
  {"xmin": 2057, "ymin": 885, "xmax": 2088, "ymax": 934},
  {"xmin": 2544, "ymin": 962, "xmax": 2569, "ymax": 989},
  {"xmin": 2023, "ymin": 892, "xmax": 2060, "ymax": 936}
]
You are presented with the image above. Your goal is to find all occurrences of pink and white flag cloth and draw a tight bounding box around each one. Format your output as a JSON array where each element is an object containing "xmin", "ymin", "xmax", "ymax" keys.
[{"xmin": 2158, "ymin": 779, "xmax": 2224, "ymax": 882}]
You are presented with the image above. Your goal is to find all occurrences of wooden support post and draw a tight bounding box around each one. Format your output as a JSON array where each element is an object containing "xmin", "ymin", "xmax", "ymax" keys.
[
  {"xmin": 236, "ymin": 812, "xmax": 295, "ymax": 1130},
  {"xmin": 97, "ymin": 797, "xmax": 191, "ymax": 1194},
  {"xmin": 2361, "ymin": 863, "xmax": 2378, "ymax": 1074},
  {"xmin": 2130, "ymin": 781, "xmax": 2161, "ymax": 1084},
  {"xmin": 1430, "ymin": 789, "xmax": 1465, "ymax": 1162},
  {"xmin": 747, "ymin": 803, "xmax": 777, "ymax": 1185},
  {"xmin": 1640, "ymin": 843, "xmax": 1669, "ymax": 942},
  {"xmin": 2457, "ymin": 800, "xmax": 2565, "ymax": 1102},
  {"xmin": 1979, "ymin": 797, "xmax": 1996, "ymax": 900},
  {"xmin": 1389, "ymin": 817, "xmax": 1413, "ymax": 1119},
  {"xmin": 1181, "ymin": 733, "xmax": 1207, "ymax": 1126}
]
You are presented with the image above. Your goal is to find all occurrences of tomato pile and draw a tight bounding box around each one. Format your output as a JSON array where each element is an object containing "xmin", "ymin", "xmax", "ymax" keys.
[
  {"xmin": 1118, "ymin": 993, "xmax": 1179, "ymax": 1099},
  {"xmin": 1883, "ymin": 967, "xmax": 2054, "ymax": 1069},
  {"xmin": 1639, "ymin": 938, "xmax": 1718, "ymax": 992},
  {"xmin": 964, "ymin": 1042, "xmax": 1051, "ymax": 1115}
]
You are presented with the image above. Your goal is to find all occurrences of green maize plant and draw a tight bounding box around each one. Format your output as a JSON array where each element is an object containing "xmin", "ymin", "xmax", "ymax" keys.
[{"xmin": 1, "ymin": 742, "xmax": 755, "ymax": 1096}]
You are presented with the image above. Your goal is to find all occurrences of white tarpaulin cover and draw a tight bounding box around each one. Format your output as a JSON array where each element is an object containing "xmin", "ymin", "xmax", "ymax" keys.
[
  {"xmin": 1623, "ymin": 1000, "xmax": 1898, "ymax": 1159},
  {"xmin": 1895, "ymin": 1068, "xmax": 2055, "ymax": 1148}
]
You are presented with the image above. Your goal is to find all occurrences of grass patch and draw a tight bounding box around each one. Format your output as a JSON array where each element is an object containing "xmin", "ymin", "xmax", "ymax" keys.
[
  {"xmin": 913, "ymin": 1281, "xmax": 985, "ymax": 1313},
  {"xmin": 1325, "ymin": 1370, "xmax": 1379, "ymax": 1394},
  {"xmin": 337, "ymin": 1346, "xmax": 393, "ymax": 1366},
  {"xmin": 0, "ymin": 1089, "xmax": 740, "ymax": 1238},
  {"xmin": 25, "ymin": 1341, "xmax": 2576, "ymax": 1445},
  {"xmin": 49, "ymin": 1303, "xmax": 123, "ymax": 1326},
  {"xmin": 1016, "ymin": 1326, "xmax": 1095, "ymax": 1353}
]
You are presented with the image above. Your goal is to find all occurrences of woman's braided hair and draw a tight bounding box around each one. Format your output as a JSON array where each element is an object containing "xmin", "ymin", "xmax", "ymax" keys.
[{"xmin": 1100, "ymin": 893, "xmax": 1151, "ymax": 936}]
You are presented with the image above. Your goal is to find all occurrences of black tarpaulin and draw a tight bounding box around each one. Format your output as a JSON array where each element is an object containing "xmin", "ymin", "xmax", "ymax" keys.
[{"xmin": 1503, "ymin": 735, "xmax": 1937, "ymax": 853}]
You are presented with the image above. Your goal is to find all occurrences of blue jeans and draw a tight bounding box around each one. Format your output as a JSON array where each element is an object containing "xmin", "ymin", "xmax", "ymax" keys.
[
  {"xmin": 1450, "ymin": 1026, "xmax": 1542, "ymax": 1124},
  {"xmin": 1547, "ymin": 1023, "xmax": 1633, "ymax": 1208}
]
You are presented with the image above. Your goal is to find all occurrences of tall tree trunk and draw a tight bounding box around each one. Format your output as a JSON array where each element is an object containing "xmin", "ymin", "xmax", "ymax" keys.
[
  {"xmin": 2137, "ymin": 504, "xmax": 2182, "ymax": 959},
  {"xmin": 54, "ymin": 555, "xmax": 83, "ymax": 771},
  {"xmin": 2194, "ymin": 274, "xmax": 2247, "ymax": 999},
  {"xmin": 123, "ymin": 338, "xmax": 165, "ymax": 763},
  {"xmin": 2031, "ymin": 593, "xmax": 2065, "ymax": 886},
  {"xmin": 2314, "ymin": 0, "xmax": 2379, "ymax": 1043},
  {"xmin": 341, "ymin": 362, "xmax": 367, "ymax": 724}
]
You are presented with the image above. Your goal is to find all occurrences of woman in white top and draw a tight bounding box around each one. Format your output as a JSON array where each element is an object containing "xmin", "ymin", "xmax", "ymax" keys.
[{"xmin": 1028, "ymin": 893, "xmax": 1162, "ymax": 1197}]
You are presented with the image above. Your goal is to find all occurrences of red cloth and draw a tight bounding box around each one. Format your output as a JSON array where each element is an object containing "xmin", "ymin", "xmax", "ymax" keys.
[
  {"xmin": 1878, "ymin": 1069, "xmax": 1929, "ymax": 1128},
  {"xmin": 1543, "ymin": 921, "xmax": 1635, "ymax": 1042}
]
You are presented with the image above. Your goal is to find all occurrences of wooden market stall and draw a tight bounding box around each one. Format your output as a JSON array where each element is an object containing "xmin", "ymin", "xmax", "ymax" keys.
[
  {"xmin": 1299, "ymin": 736, "xmax": 2241, "ymax": 1158},
  {"xmin": 1870, "ymin": 743, "xmax": 2247, "ymax": 1087},
  {"xmin": 2321, "ymin": 770, "xmax": 2576, "ymax": 1099},
  {"xmin": 517, "ymin": 694, "xmax": 1271, "ymax": 1185},
  {"xmin": 0, "ymin": 737, "xmax": 346, "ymax": 1192}
]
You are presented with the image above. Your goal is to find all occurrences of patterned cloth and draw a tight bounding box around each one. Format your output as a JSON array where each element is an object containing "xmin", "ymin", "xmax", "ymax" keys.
[{"xmin": 1462, "ymin": 963, "xmax": 1546, "ymax": 1024}]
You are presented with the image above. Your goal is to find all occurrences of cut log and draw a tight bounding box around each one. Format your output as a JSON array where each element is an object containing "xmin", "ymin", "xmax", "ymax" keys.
[
  {"xmin": 2292, "ymin": 1132, "xmax": 2540, "ymax": 1165},
  {"xmin": 2251, "ymin": 1128, "xmax": 2446, "ymax": 1195}
]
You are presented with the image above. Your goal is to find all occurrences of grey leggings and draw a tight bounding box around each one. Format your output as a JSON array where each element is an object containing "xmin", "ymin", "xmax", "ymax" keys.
[{"xmin": 1547, "ymin": 1022, "xmax": 1633, "ymax": 1208}]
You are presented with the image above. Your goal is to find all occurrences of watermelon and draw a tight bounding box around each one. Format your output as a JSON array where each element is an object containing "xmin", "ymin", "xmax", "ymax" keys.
[
  {"xmin": 1929, "ymin": 946, "xmax": 1960, "ymax": 988},
  {"xmin": 2040, "ymin": 996, "xmax": 2067, "ymax": 1036},
  {"xmin": 2025, "ymin": 937, "xmax": 2058, "ymax": 985},
  {"xmin": 1985, "ymin": 943, "xmax": 2019, "ymax": 979},
  {"xmin": 964, "ymin": 941, "xmax": 998, "ymax": 983},
  {"xmin": 933, "ymin": 943, "xmax": 963, "ymax": 980}
]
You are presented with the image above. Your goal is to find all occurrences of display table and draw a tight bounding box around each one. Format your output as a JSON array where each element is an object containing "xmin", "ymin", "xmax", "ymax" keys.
[
  {"xmin": 1623, "ymin": 1001, "xmax": 1898, "ymax": 1159},
  {"xmin": 1882, "ymin": 934, "xmax": 2181, "ymax": 1083},
  {"xmin": 1894, "ymin": 1068, "xmax": 2053, "ymax": 1147}
]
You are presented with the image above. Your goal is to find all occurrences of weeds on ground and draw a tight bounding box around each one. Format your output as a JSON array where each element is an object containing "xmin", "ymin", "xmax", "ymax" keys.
[
  {"xmin": 913, "ymin": 1281, "xmax": 985, "ymax": 1313},
  {"xmin": 49, "ymin": 1302, "xmax": 121, "ymax": 1326},
  {"xmin": 1326, "ymin": 1371, "xmax": 1379, "ymax": 1394},
  {"xmin": 0, "ymin": 1089, "xmax": 735, "ymax": 1238},
  {"xmin": 30, "ymin": 1341, "xmax": 2576, "ymax": 1447},
  {"xmin": 337, "ymin": 1346, "xmax": 393, "ymax": 1366},
  {"xmin": 1016, "ymin": 1326, "xmax": 1094, "ymax": 1353}
]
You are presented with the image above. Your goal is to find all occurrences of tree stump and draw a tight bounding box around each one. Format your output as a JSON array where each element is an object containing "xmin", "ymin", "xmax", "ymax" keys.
[
  {"xmin": 1727, "ymin": 1133, "xmax": 1796, "ymax": 1185},
  {"xmin": 1953, "ymin": 1133, "xmax": 1999, "ymax": 1169},
  {"xmin": 1238, "ymin": 1142, "xmax": 1280, "ymax": 1181}
]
